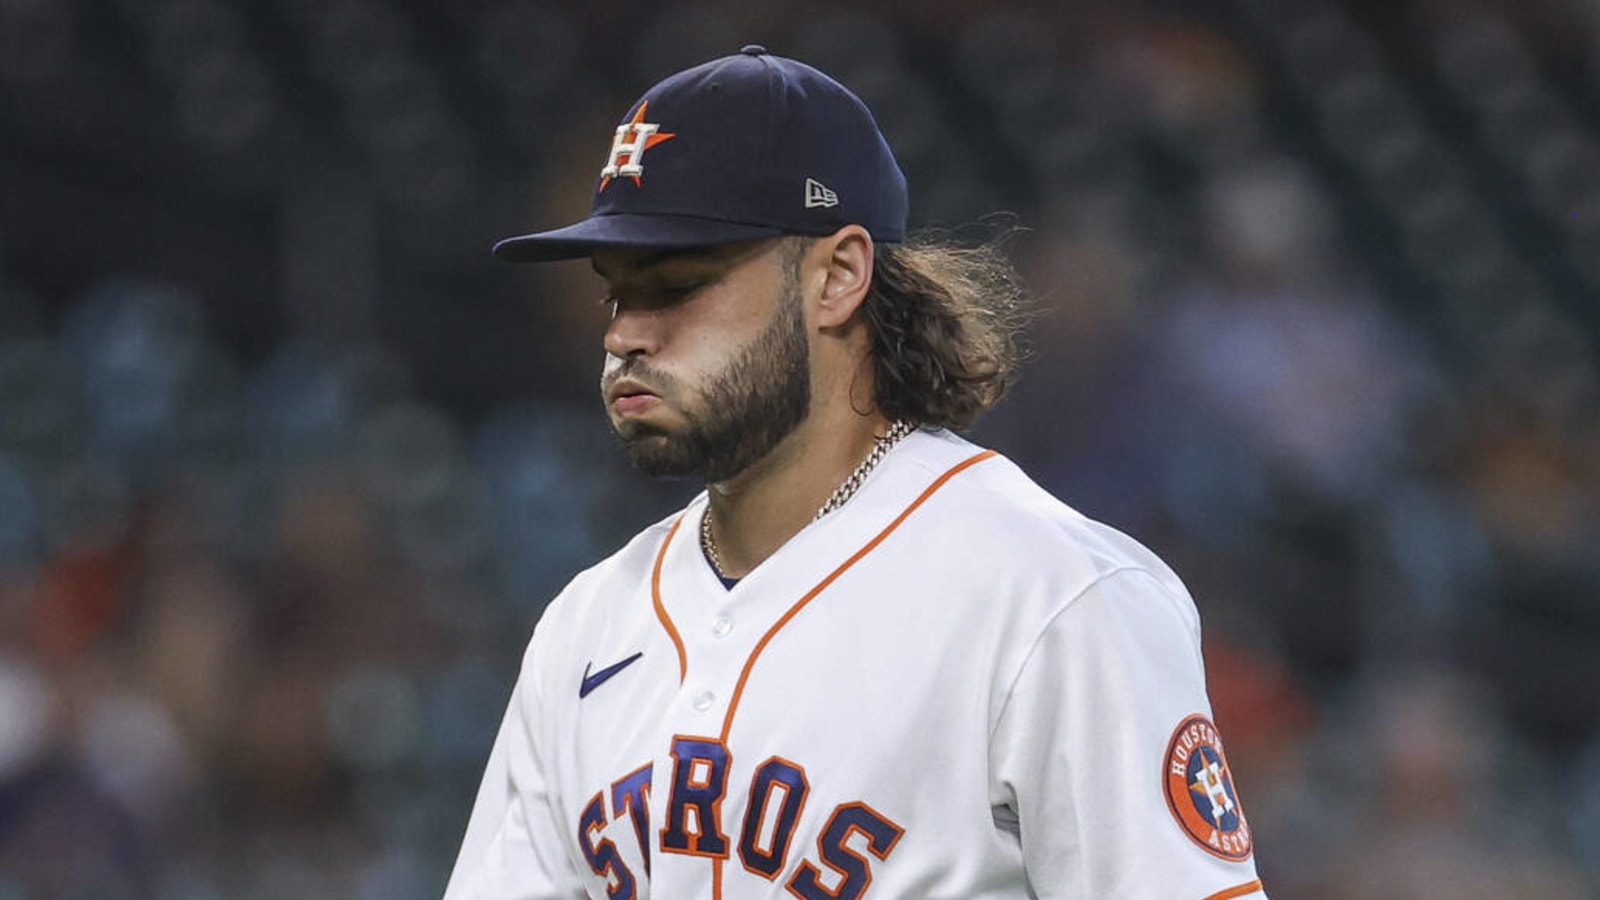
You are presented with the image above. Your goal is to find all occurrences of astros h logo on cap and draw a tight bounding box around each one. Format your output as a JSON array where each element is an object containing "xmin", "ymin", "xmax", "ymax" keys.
[{"xmin": 598, "ymin": 102, "xmax": 676, "ymax": 190}]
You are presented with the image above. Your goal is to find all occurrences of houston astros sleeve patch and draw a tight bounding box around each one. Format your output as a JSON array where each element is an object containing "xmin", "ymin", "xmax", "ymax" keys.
[{"xmin": 1163, "ymin": 714, "xmax": 1254, "ymax": 861}]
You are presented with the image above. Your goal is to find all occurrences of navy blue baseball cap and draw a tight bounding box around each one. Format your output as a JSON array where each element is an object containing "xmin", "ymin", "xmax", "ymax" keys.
[{"xmin": 493, "ymin": 45, "xmax": 908, "ymax": 262}]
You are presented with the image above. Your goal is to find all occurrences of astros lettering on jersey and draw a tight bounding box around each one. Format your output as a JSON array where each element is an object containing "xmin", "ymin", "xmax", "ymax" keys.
[{"xmin": 443, "ymin": 429, "xmax": 1267, "ymax": 899}]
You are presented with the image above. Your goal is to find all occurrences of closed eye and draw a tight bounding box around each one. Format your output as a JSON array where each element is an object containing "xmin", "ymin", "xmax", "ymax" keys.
[{"xmin": 605, "ymin": 282, "xmax": 704, "ymax": 313}]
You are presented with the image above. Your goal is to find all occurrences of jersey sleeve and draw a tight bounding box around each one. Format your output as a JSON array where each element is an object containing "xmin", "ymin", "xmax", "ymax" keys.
[
  {"xmin": 990, "ymin": 567, "xmax": 1267, "ymax": 900},
  {"xmin": 442, "ymin": 645, "xmax": 587, "ymax": 900}
]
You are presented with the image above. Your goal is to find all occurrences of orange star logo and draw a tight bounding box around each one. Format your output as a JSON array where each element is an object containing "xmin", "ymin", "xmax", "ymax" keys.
[{"xmin": 599, "ymin": 102, "xmax": 676, "ymax": 190}]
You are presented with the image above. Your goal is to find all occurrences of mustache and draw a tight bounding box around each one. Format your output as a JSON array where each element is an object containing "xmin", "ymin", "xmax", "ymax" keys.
[{"xmin": 601, "ymin": 355, "xmax": 680, "ymax": 396}]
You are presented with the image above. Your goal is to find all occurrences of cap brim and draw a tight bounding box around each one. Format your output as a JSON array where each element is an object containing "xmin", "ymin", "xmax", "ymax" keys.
[{"xmin": 492, "ymin": 213, "xmax": 788, "ymax": 263}]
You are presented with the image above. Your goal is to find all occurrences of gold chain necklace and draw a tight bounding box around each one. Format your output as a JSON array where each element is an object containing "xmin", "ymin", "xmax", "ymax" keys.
[{"xmin": 701, "ymin": 420, "xmax": 915, "ymax": 578}]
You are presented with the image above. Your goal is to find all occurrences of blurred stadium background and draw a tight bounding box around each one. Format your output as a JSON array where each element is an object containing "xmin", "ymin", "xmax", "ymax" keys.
[{"xmin": 2, "ymin": 0, "xmax": 1599, "ymax": 897}]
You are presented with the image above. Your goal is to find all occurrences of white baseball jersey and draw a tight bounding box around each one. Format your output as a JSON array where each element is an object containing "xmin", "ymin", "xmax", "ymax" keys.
[{"xmin": 444, "ymin": 428, "xmax": 1267, "ymax": 900}]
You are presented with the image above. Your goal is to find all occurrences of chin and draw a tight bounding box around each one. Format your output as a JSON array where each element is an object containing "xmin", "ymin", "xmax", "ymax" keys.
[
  {"xmin": 612, "ymin": 415, "xmax": 673, "ymax": 444},
  {"xmin": 620, "ymin": 436, "xmax": 705, "ymax": 481}
]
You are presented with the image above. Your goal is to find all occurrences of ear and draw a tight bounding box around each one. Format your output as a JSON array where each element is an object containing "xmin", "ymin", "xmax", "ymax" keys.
[{"xmin": 812, "ymin": 225, "xmax": 875, "ymax": 329}]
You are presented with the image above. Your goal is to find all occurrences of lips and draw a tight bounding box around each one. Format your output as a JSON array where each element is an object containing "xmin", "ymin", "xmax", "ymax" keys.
[{"xmin": 606, "ymin": 378, "xmax": 661, "ymax": 416}]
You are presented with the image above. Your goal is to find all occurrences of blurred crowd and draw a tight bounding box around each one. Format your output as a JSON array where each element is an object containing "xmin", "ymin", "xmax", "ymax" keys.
[{"xmin": 3, "ymin": 0, "xmax": 1600, "ymax": 898}]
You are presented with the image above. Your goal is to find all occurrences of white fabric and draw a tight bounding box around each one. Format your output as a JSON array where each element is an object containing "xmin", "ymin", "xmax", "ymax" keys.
[{"xmin": 444, "ymin": 429, "xmax": 1266, "ymax": 899}]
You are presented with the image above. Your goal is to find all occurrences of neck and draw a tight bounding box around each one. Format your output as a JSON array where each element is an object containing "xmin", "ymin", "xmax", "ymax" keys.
[{"xmin": 703, "ymin": 407, "xmax": 895, "ymax": 579}]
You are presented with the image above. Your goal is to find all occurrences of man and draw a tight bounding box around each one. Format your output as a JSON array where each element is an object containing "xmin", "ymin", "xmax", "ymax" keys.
[{"xmin": 445, "ymin": 45, "xmax": 1267, "ymax": 900}]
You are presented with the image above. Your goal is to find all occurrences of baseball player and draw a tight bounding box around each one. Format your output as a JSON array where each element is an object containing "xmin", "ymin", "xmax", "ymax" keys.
[{"xmin": 445, "ymin": 46, "xmax": 1267, "ymax": 900}]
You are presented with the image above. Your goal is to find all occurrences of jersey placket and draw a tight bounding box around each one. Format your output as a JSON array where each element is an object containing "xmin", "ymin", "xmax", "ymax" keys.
[{"xmin": 647, "ymin": 504, "xmax": 798, "ymax": 898}]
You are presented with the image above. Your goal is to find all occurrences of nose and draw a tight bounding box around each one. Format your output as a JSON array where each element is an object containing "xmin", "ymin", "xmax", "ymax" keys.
[{"xmin": 602, "ymin": 305, "xmax": 661, "ymax": 360}]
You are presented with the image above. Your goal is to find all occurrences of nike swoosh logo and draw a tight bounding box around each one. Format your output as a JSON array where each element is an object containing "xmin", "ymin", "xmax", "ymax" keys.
[{"xmin": 579, "ymin": 652, "xmax": 644, "ymax": 698}]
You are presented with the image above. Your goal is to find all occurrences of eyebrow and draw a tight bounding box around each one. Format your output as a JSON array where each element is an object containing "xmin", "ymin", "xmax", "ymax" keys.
[
  {"xmin": 594, "ymin": 238, "xmax": 778, "ymax": 282},
  {"xmin": 591, "ymin": 246, "xmax": 720, "ymax": 281}
]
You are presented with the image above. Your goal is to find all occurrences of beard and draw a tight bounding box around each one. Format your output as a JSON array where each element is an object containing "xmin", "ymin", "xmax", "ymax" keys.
[{"xmin": 601, "ymin": 279, "xmax": 811, "ymax": 483}]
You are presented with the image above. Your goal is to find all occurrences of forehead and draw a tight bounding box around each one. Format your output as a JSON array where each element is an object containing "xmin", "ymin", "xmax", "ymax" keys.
[{"xmin": 591, "ymin": 240, "xmax": 776, "ymax": 282}]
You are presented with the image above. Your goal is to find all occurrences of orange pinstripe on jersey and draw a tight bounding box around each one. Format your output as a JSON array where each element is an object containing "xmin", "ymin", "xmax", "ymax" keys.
[
  {"xmin": 652, "ymin": 515, "xmax": 690, "ymax": 683},
  {"xmin": 1203, "ymin": 879, "xmax": 1264, "ymax": 900},
  {"xmin": 716, "ymin": 449, "xmax": 997, "ymax": 744}
]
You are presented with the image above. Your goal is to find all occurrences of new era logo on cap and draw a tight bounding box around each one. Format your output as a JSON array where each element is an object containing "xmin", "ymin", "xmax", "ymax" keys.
[{"xmin": 805, "ymin": 178, "xmax": 839, "ymax": 209}]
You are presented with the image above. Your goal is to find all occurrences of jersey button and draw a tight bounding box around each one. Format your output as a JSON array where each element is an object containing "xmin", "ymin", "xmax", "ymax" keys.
[
  {"xmin": 711, "ymin": 615, "xmax": 733, "ymax": 638},
  {"xmin": 692, "ymin": 690, "xmax": 716, "ymax": 711}
]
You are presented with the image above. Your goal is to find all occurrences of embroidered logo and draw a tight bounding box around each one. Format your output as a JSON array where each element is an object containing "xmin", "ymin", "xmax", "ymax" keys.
[
  {"xmin": 599, "ymin": 102, "xmax": 676, "ymax": 190},
  {"xmin": 1163, "ymin": 714, "xmax": 1254, "ymax": 861},
  {"xmin": 804, "ymin": 178, "xmax": 838, "ymax": 208},
  {"xmin": 579, "ymin": 652, "xmax": 644, "ymax": 698}
]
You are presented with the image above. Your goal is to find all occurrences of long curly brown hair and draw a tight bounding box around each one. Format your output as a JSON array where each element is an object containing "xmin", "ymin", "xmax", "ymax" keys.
[{"xmin": 858, "ymin": 232, "xmax": 1028, "ymax": 430}]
